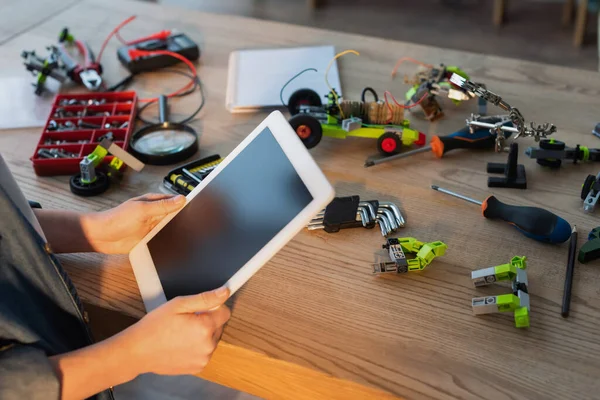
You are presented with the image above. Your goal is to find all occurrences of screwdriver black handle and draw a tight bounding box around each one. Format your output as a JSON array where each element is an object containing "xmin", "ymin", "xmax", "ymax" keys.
[{"xmin": 482, "ymin": 196, "xmax": 571, "ymax": 243}]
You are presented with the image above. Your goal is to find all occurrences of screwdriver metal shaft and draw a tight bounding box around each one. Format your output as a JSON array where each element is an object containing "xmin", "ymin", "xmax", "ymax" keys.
[
  {"xmin": 431, "ymin": 185, "xmax": 482, "ymax": 205},
  {"xmin": 365, "ymin": 146, "xmax": 430, "ymax": 167}
]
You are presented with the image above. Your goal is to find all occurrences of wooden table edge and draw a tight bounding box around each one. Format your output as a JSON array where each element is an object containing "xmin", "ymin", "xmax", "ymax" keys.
[{"xmin": 200, "ymin": 342, "xmax": 400, "ymax": 400}]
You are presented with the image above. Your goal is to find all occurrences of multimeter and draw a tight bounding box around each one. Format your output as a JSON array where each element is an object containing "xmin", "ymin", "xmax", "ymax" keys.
[{"xmin": 117, "ymin": 33, "xmax": 200, "ymax": 73}]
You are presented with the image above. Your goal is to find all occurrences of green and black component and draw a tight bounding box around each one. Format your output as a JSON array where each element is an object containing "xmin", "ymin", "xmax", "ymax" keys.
[
  {"xmin": 579, "ymin": 227, "xmax": 600, "ymax": 263},
  {"xmin": 525, "ymin": 139, "xmax": 600, "ymax": 169}
]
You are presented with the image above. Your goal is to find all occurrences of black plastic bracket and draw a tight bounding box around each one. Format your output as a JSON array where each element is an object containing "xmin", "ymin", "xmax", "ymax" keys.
[{"xmin": 487, "ymin": 142, "xmax": 527, "ymax": 189}]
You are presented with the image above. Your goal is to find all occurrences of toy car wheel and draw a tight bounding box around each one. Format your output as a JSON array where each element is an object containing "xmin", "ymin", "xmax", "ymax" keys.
[
  {"xmin": 581, "ymin": 174, "xmax": 596, "ymax": 200},
  {"xmin": 377, "ymin": 132, "xmax": 402, "ymax": 156},
  {"xmin": 536, "ymin": 158, "xmax": 562, "ymax": 168},
  {"xmin": 287, "ymin": 89, "xmax": 322, "ymax": 116},
  {"xmin": 537, "ymin": 139, "xmax": 565, "ymax": 168},
  {"xmin": 288, "ymin": 114, "xmax": 322, "ymax": 149},
  {"xmin": 70, "ymin": 171, "xmax": 110, "ymax": 197},
  {"xmin": 539, "ymin": 139, "xmax": 565, "ymax": 151}
]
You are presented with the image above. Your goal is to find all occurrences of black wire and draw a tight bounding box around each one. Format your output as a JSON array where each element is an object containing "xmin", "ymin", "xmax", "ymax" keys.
[
  {"xmin": 279, "ymin": 68, "xmax": 318, "ymax": 106},
  {"xmin": 361, "ymin": 87, "xmax": 378, "ymax": 102},
  {"xmin": 106, "ymin": 74, "xmax": 135, "ymax": 92},
  {"xmin": 133, "ymin": 69, "xmax": 205, "ymax": 125}
]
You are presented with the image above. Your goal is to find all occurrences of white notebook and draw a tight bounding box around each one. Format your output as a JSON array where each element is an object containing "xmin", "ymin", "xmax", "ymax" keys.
[{"xmin": 226, "ymin": 45, "xmax": 342, "ymax": 113}]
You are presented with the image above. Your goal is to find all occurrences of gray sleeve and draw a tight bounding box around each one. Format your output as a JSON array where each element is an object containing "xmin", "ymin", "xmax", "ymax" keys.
[{"xmin": 0, "ymin": 344, "xmax": 60, "ymax": 400}]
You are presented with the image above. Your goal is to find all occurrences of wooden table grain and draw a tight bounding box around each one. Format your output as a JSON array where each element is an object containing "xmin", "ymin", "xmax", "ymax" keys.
[{"xmin": 2, "ymin": 0, "xmax": 600, "ymax": 398}]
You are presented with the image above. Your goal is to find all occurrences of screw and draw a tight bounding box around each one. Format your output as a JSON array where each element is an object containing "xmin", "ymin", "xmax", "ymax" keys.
[
  {"xmin": 59, "ymin": 99, "xmax": 69, "ymax": 106},
  {"xmin": 47, "ymin": 120, "xmax": 58, "ymax": 131},
  {"xmin": 118, "ymin": 121, "xmax": 129, "ymax": 129},
  {"xmin": 53, "ymin": 108, "xmax": 65, "ymax": 118},
  {"xmin": 77, "ymin": 119, "xmax": 102, "ymax": 129},
  {"xmin": 68, "ymin": 99, "xmax": 79, "ymax": 106}
]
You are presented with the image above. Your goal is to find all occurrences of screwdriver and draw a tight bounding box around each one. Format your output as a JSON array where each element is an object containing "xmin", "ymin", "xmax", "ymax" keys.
[
  {"xmin": 431, "ymin": 185, "xmax": 572, "ymax": 244},
  {"xmin": 364, "ymin": 116, "xmax": 512, "ymax": 167}
]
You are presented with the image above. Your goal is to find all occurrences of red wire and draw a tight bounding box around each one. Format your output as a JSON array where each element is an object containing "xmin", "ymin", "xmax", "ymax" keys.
[
  {"xmin": 96, "ymin": 15, "xmax": 137, "ymax": 63},
  {"xmin": 383, "ymin": 90, "xmax": 430, "ymax": 124},
  {"xmin": 391, "ymin": 57, "xmax": 433, "ymax": 78},
  {"xmin": 115, "ymin": 30, "xmax": 129, "ymax": 45},
  {"xmin": 98, "ymin": 16, "xmax": 197, "ymax": 101},
  {"xmin": 131, "ymin": 50, "xmax": 197, "ymax": 103}
]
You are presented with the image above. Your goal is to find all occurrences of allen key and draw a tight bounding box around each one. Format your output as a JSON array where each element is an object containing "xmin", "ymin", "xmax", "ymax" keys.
[{"xmin": 307, "ymin": 196, "xmax": 405, "ymax": 237}]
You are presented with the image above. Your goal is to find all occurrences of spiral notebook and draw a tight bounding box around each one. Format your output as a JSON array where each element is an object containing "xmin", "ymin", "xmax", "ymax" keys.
[{"xmin": 225, "ymin": 45, "xmax": 342, "ymax": 113}]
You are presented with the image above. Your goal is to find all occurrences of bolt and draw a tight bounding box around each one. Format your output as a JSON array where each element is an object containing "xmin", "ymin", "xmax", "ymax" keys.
[
  {"xmin": 68, "ymin": 99, "xmax": 79, "ymax": 106},
  {"xmin": 77, "ymin": 119, "xmax": 102, "ymax": 129},
  {"xmin": 53, "ymin": 108, "xmax": 65, "ymax": 118},
  {"xmin": 118, "ymin": 121, "xmax": 129, "ymax": 129},
  {"xmin": 59, "ymin": 99, "xmax": 69, "ymax": 106},
  {"xmin": 47, "ymin": 120, "xmax": 58, "ymax": 131}
]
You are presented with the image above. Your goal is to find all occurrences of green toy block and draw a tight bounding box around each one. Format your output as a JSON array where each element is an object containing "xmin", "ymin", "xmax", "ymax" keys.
[{"xmin": 514, "ymin": 307, "xmax": 530, "ymax": 328}]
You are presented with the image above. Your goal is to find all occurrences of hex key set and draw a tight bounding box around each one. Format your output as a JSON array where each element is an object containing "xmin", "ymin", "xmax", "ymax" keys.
[{"xmin": 307, "ymin": 195, "xmax": 405, "ymax": 236}]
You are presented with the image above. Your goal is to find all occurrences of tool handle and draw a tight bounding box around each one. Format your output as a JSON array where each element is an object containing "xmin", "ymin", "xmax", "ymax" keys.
[
  {"xmin": 430, "ymin": 125, "xmax": 497, "ymax": 158},
  {"xmin": 482, "ymin": 196, "xmax": 571, "ymax": 243},
  {"xmin": 158, "ymin": 95, "xmax": 169, "ymax": 123}
]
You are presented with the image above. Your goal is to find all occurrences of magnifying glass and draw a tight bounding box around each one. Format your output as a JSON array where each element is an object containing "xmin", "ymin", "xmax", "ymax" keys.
[{"xmin": 130, "ymin": 95, "xmax": 199, "ymax": 165}]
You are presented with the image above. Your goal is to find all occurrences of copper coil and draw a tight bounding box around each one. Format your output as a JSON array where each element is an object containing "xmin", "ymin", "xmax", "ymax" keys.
[{"xmin": 367, "ymin": 101, "xmax": 404, "ymax": 125}]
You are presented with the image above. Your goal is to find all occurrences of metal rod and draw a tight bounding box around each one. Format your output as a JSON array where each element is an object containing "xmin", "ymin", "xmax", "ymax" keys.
[
  {"xmin": 431, "ymin": 185, "xmax": 483, "ymax": 206},
  {"xmin": 365, "ymin": 146, "xmax": 431, "ymax": 167},
  {"xmin": 468, "ymin": 120, "xmax": 519, "ymax": 133},
  {"xmin": 182, "ymin": 168, "xmax": 202, "ymax": 184}
]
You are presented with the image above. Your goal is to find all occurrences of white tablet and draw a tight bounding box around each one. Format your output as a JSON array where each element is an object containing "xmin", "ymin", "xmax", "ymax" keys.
[{"xmin": 129, "ymin": 111, "xmax": 335, "ymax": 312}]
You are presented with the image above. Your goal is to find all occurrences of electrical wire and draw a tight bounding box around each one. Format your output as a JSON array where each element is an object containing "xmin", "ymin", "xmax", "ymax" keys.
[
  {"xmin": 131, "ymin": 49, "xmax": 197, "ymax": 103},
  {"xmin": 326, "ymin": 50, "xmax": 359, "ymax": 120},
  {"xmin": 383, "ymin": 90, "xmax": 429, "ymax": 124},
  {"xmin": 96, "ymin": 15, "xmax": 136, "ymax": 64},
  {"xmin": 390, "ymin": 57, "xmax": 433, "ymax": 78},
  {"xmin": 135, "ymin": 69, "xmax": 205, "ymax": 125},
  {"xmin": 279, "ymin": 68, "xmax": 318, "ymax": 106}
]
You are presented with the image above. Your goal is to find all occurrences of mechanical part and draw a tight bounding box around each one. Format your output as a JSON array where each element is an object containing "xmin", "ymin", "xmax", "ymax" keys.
[
  {"xmin": 379, "ymin": 201, "xmax": 405, "ymax": 227},
  {"xmin": 78, "ymin": 119, "xmax": 102, "ymax": 129},
  {"xmin": 431, "ymin": 185, "xmax": 571, "ymax": 244},
  {"xmin": 287, "ymin": 89, "xmax": 323, "ymax": 116},
  {"xmin": 70, "ymin": 137, "xmax": 144, "ymax": 197},
  {"xmin": 289, "ymin": 114, "xmax": 323, "ymax": 149},
  {"xmin": 342, "ymin": 117, "xmax": 363, "ymax": 132},
  {"xmin": 365, "ymin": 116, "xmax": 512, "ymax": 167},
  {"xmin": 70, "ymin": 170, "xmax": 110, "ymax": 197},
  {"xmin": 578, "ymin": 227, "xmax": 600, "ymax": 264},
  {"xmin": 487, "ymin": 142, "xmax": 526, "ymax": 189},
  {"xmin": 525, "ymin": 139, "xmax": 600, "ymax": 169},
  {"xmin": 377, "ymin": 132, "xmax": 402, "ymax": 156},
  {"xmin": 451, "ymin": 73, "xmax": 556, "ymax": 148},
  {"xmin": 373, "ymin": 237, "xmax": 447, "ymax": 274},
  {"xmin": 307, "ymin": 196, "xmax": 404, "ymax": 237},
  {"xmin": 593, "ymin": 123, "xmax": 600, "ymax": 139},
  {"xmin": 581, "ymin": 173, "xmax": 600, "ymax": 213},
  {"xmin": 471, "ymin": 256, "xmax": 530, "ymax": 328}
]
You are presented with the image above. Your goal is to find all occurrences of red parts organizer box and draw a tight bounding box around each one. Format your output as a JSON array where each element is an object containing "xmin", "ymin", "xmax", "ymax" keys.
[{"xmin": 32, "ymin": 92, "xmax": 137, "ymax": 176}]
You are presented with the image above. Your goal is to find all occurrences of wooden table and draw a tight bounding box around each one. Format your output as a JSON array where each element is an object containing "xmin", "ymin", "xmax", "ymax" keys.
[{"xmin": 2, "ymin": 0, "xmax": 600, "ymax": 398}]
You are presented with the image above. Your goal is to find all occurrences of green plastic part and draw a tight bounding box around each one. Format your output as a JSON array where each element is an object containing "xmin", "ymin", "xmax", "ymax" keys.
[
  {"xmin": 493, "ymin": 256, "xmax": 527, "ymax": 282},
  {"xmin": 496, "ymin": 294, "xmax": 521, "ymax": 312},
  {"xmin": 445, "ymin": 66, "xmax": 469, "ymax": 80},
  {"xmin": 405, "ymin": 86, "xmax": 417, "ymax": 101},
  {"xmin": 581, "ymin": 146, "xmax": 590, "ymax": 162},
  {"xmin": 89, "ymin": 146, "xmax": 108, "ymax": 167},
  {"xmin": 578, "ymin": 237, "xmax": 600, "ymax": 264},
  {"xmin": 396, "ymin": 237, "xmax": 447, "ymax": 271},
  {"xmin": 514, "ymin": 307, "xmax": 530, "ymax": 328}
]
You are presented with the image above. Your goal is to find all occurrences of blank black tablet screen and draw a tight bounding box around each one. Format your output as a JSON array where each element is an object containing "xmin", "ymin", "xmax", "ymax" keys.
[{"xmin": 148, "ymin": 128, "xmax": 313, "ymax": 299}]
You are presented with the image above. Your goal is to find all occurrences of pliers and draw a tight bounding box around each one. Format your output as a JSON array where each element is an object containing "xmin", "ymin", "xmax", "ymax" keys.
[{"xmin": 57, "ymin": 28, "xmax": 103, "ymax": 91}]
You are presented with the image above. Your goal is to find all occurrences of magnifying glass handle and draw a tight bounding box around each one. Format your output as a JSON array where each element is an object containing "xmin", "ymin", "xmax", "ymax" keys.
[{"xmin": 159, "ymin": 95, "xmax": 169, "ymax": 124}]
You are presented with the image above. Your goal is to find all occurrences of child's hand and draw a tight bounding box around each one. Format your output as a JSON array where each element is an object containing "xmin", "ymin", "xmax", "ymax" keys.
[{"xmin": 83, "ymin": 193, "xmax": 186, "ymax": 254}]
